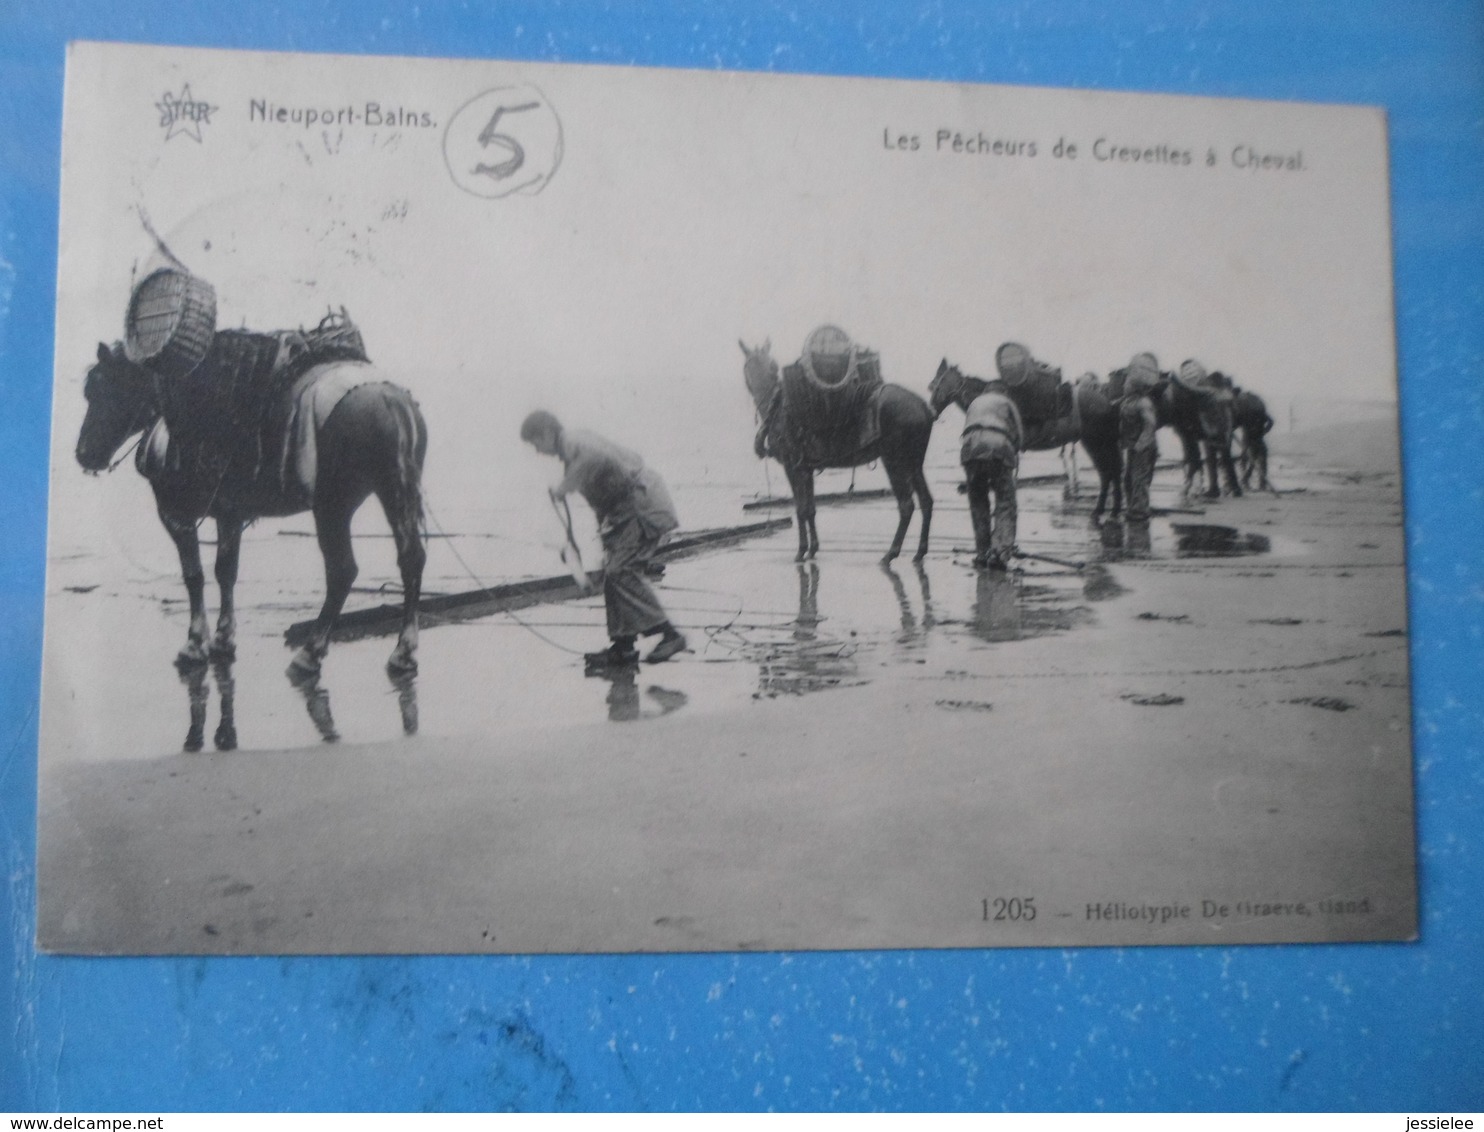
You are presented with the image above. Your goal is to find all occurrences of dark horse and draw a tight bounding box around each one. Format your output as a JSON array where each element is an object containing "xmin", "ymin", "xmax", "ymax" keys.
[
  {"xmin": 741, "ymin": 339, "xmax": 935, "ymax": 563},
  {"xmin": 1154, "ymin": 371, "xmax": 1242, "ymax": 500},
  {"xmin": 927, "ymin": 360, "xmax": 1126, "ymax": 520},
  {"xmin": 1108, "ymin": 364, "xmax": 1244, "ymax": 500},
  {"xmin": 76, "ymin": 340, "xmax": 427, "ymax": 676},
  {"xmin": 1232, "ymin": 386, "xmax": 1277, "ymax": 493}
]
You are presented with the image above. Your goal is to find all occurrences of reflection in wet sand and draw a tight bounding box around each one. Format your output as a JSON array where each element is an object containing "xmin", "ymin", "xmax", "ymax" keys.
[
  {"xmin": 179, "ymin": 654, "xmax": 420, "ymax": 751},
  {"xmin": 180, "ymin": 665, "xmax": 208, "ymax": 752},
  {"xmin": 178, "ymin": 658, "xmax": 238, "ymax": 752},
  {"xmin": 796, "ymin": 561, "xmax": 821, "ymax": 641},
  {"xmin": 588, "ymin": 666, "xmax": 690, "ymax": 723},
  {"xmin": 1081, "ymin": 563, "xmax": 1127, "ymax": 603},
  {"xmin": 389, "ymin": 670, "xmax": 419, "ymax": 736},
  {"xmin": 602, "ymin": 667, "xmax": 641, "ymax": 722},
  {"xmin": 971, "ymin": 570, "xmax": 1022, "ymax": 643},
  {"xmin": 754, "ymin": 562, "xmax": 861, "ymax": 697},
  {"xmin": 1127, "ymin": 520, "xmax": 1152, "ymax": 559},
  {"xmin": 1172, "ymin": 523, "xmax": 1271, "ymax": 558},
  {"xmin": 882, "ymin": 561, "xmax": 936, "ymax": 647},
  {"xmin": 288, "ymin": 667, "xmax": 422, "ymax": 743},
  {"xmin": 289, "ymin": 669, "xmax": 340, "ymax": 743},
  {"xmin": 1095, "ymin": 518, "xmax": 1152, "ymax": 562}
]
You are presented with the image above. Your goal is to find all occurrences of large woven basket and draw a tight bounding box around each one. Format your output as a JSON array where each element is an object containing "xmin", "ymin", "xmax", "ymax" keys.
[
  {"xmin": 802, "ymin": 324, "xmax": 855, "ymax": 386},
  {"xmin": 124, "ymin": 268, "xmax": 217, "ymax": 380}
]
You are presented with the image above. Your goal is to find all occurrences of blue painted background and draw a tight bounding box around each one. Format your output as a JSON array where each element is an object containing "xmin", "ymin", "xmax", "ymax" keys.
[{"xmin": 3, "ymin": 1, "xmax": 1481, "ymax": 1112}]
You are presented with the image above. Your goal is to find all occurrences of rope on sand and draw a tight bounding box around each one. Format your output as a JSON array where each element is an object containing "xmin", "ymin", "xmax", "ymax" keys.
[{"xmin": 423, "ymin": 496, "xmax": 587, "ymax": 656}]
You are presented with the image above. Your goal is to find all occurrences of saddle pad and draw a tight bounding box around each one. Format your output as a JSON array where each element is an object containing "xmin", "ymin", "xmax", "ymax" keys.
[{"xmin": 281, "ymin": 360, "xmax": 383, "ymax": 504}]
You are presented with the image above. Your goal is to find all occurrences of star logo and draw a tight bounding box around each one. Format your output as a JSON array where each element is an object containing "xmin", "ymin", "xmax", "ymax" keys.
[{"xmin": 156, "ymin": 84, "xmax": 217, "ymax": 143}]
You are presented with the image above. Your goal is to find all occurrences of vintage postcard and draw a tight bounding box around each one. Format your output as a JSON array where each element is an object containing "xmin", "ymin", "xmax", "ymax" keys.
[{"xmin": 38, "ymin": 42, "xmax": 1414, "ymax": 953}]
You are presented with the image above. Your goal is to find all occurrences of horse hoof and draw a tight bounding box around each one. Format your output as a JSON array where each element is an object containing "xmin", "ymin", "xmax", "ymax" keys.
[
  {"xmin": 209, "ymin": 638, "xmax": 236, "ymax": 662},
  {"xmin": 881, "ymin": 551, "xmax": 899, "ymax": 565},
  {"xmin": 912, "ymin": 551, "xmax": 927, "ymax": 563},
  {"xmin": 386, "ymin": 651, "xmax": 418, "ymax": 677}
]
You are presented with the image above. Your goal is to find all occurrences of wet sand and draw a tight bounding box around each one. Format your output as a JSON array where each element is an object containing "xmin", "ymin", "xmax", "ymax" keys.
[{"xmin": 37, "ymin": 420, "xmax": 1416, "ymax": 953}]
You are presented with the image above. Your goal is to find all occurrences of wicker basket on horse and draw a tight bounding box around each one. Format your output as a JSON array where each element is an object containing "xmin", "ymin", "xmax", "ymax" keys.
[
  {"xmin": 779, "ymin": 326, "xmax": 885, "ymax": 465},
  {"xmin": 124, "ymin": 268, "xmax": 217, "ymax": 381},
  {"xmin": 995, "ymin": 342, "xmax": 1063, "ymax": 425}
]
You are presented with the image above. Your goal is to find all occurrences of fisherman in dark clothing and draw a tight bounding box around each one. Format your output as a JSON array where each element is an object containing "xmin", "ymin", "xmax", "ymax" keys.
[
  {"xmin": 520, "ymin": 411, "xmax": 687, "ymax": 667},
  {"xmin": 1119, "ymin": 352, "xmax": 1161, "ymax": 523},
  {"xmin": 959, "ymin": 382, "xmax": 1024, "ymax": 570}
]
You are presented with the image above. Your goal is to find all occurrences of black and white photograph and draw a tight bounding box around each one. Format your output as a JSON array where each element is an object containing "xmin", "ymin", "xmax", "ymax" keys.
[{"xmin": 38, "ymin": 41, "xmax": 1415, "ymax": 954}]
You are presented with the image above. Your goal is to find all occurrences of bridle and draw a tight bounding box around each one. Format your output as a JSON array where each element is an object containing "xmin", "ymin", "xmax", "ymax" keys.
[
  {"xmin": 82, "ymin": 352, "xmax": 162, "ymax": 474},
  {"xmin": 928, "ymin": 364, "xmax": 965, "ymax": 420}
]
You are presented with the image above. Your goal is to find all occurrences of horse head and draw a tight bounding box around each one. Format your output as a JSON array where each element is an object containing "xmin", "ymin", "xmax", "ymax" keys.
[
  {"xmin": 76, "ymin": 342, "xmax": 160, "ymax": 472},
  {"xmin": 739, "ymin": 338, "xmax": 779, "ymax": 411},
  {"xmin": 927, "ymin": 358, "xmax": 965, "ymax": 420}
]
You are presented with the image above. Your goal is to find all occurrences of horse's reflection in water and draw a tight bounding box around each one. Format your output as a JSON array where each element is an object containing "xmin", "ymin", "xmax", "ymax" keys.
[
  {"xmin": 287, "ymin": 665, "xmax": 422, "ymax": 743},
  {"xmin": 755, "ymin": 563, "xmax": 860, "ymax": 697},
  {"xmin": 389, "ymin": 670, "xmax": 419, "ymax": 736},
  {"xmin": 589, "ymin": 667, "xmax": 688, "ymax": 724},
  {"xmin": 180, "ymin": 655, "xmax": 419, "ymax": 750},
  {"xmin": 289, "ymin": 667, "xmax": 340, "ymax": 742},
  {"xmin": 971, "ymin": 570, "xmax": 1022, "ymax": 643},
  {"xmin": 1095, "ymin": 518, "xmax": 1153, "ymax": 562},
  {"xmin": 881, "ymin": 560, "xmax": 935, "ymax": 647},
  {"xmin": 179, "ymin": 658, "xmax": 238, "ymax": 752}
]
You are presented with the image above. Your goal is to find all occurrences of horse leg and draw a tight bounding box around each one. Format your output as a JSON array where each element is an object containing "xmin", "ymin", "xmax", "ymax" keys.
[
  {"xmin": 1062, "ymin": 444, "xmax": 1079, "ymax": 501},
  {"xmin": 911, "ymin": 467, "xmax": 933, "ymax": 561},
  {"xmin": 804, "ymin": 472, "xmax": 820, "ymax": 557},
  {"xmin": 377, "ymin": 476, "xmax": 426, "ymax": 675},
  {"xmin": 1177, "ymin": 431, "xmax": 1202, "ymax": 502},
  {"xmin": 1085, "ymin": 439, "xmax": 1119, "ymax": 521},
  {"xmin": 1219, "ymin": 440, "xmax": 1244, "ymax": 497},
  {"xmin": 1198, "ymin": 439, "xmax": 1221, "ymax": 499},
  {"xmin": 882, "ymin": 461, "xmax": 916, "ymax": 564},
  {"xmin": 160, "ymin": 509, "xmax": 210, "ymax": 668},
  {"xmin": 1257, "ymin": 439, "xmax": 1276, "ymax": 493},
  {"xmin": 287, "ymin": 492, "xmax": 364, "ymax": 677},
  {"xmin": 210, "ymin": 516, "xmax": 244, "ymax": 660},
  {"xmin": 786, "ymin": 465, "xmax": 816, "ymax": 561}
]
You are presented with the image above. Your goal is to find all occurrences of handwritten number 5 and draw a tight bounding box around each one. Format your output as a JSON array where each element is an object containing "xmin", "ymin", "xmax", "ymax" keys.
[{"xmin": 474, "ymin": 101, "xmax": 540, "ymax": 180}]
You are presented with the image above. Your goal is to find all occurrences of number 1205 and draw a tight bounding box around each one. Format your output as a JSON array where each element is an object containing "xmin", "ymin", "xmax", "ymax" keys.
[{"xmin": 984, "ymin": 897, "xmax": 1037, "ymax": 922}]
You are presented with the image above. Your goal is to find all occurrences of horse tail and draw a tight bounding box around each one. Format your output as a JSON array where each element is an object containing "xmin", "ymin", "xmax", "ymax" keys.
[{"xmin": 386, "ymin": 386, "xmax": 427, "ymax": 539}]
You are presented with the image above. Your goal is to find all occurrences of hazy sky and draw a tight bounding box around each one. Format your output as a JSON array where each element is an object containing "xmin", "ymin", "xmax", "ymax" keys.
[{"xmin": 52, "ymin": 42, "xmax": 1397, "ymax": 538}]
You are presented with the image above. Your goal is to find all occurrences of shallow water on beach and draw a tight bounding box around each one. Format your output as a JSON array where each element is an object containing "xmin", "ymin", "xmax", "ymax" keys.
[{"xmin": 42, "ymin": 439, "xmax": 1312, "ymax": 763}]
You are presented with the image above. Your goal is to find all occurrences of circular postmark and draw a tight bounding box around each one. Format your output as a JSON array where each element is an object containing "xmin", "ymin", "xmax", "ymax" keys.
[{"xmin": 443, "ymin": 85, "xmax": 564, "ymax": 199}]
